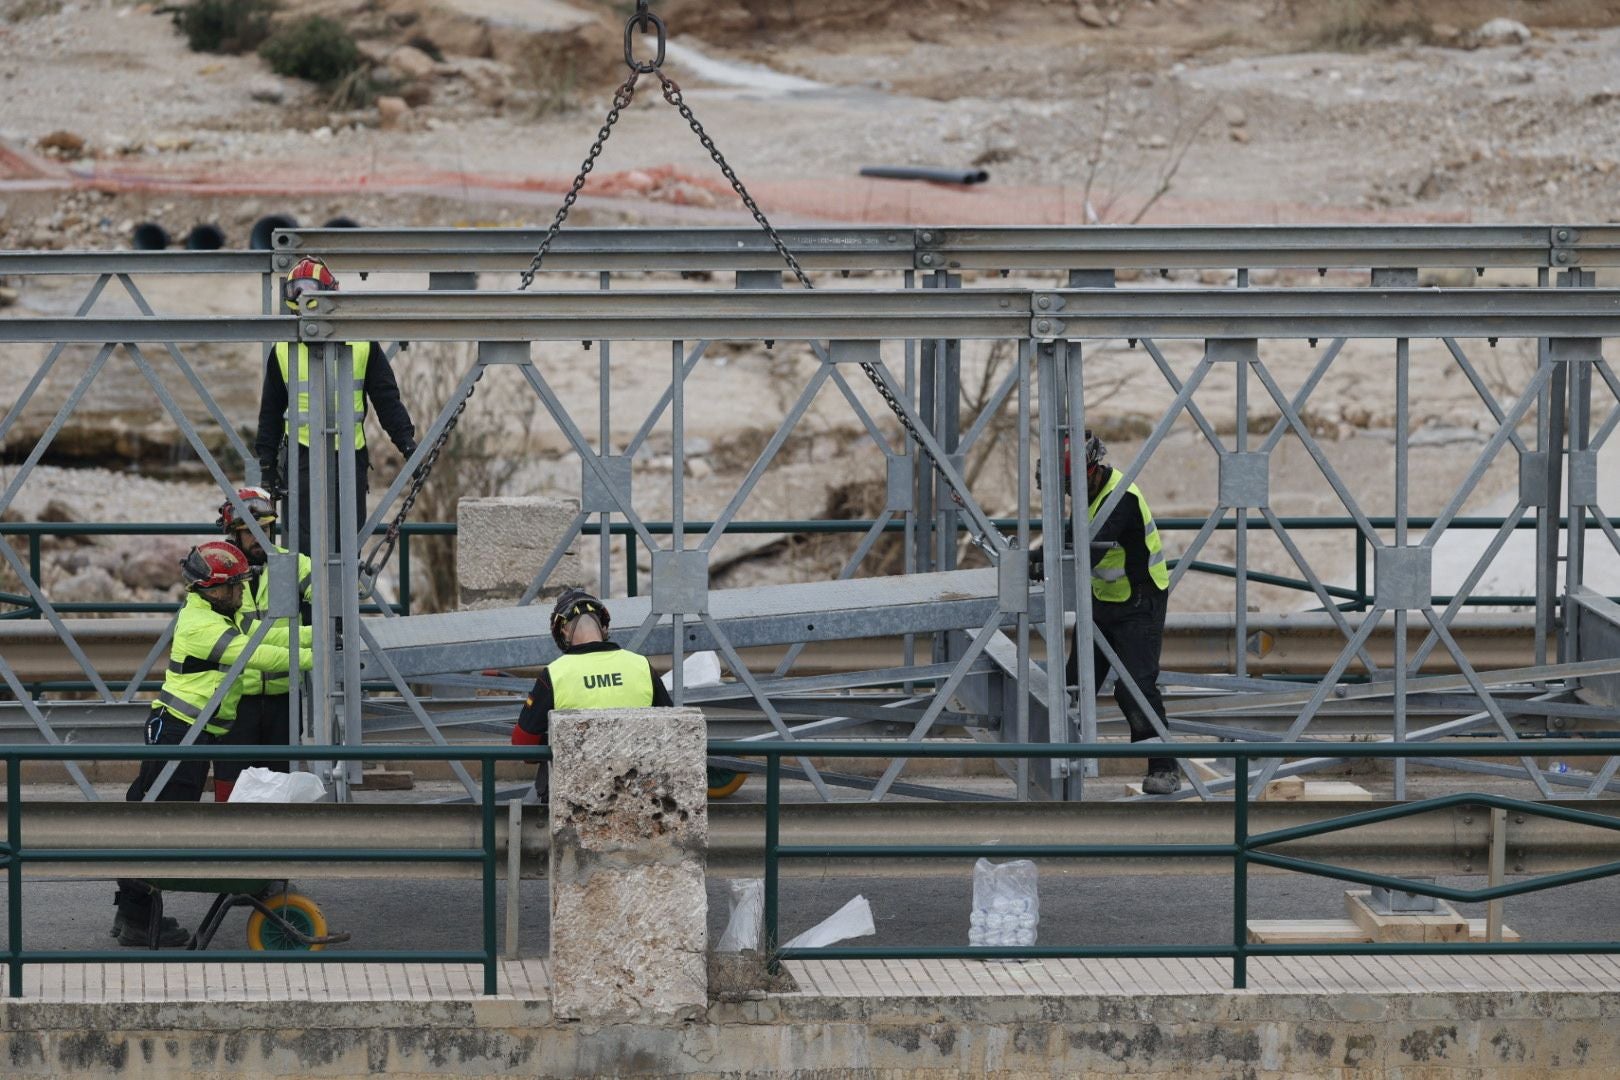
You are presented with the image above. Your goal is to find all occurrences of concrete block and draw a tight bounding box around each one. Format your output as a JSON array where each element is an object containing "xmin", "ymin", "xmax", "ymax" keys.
[
  {"xmin": 456, "ymin": 496, "xmax": 587, "ymax": 610},
  {"xmin": 549, "ymin": 707, "xmax": 707, "ymax": 1024}
]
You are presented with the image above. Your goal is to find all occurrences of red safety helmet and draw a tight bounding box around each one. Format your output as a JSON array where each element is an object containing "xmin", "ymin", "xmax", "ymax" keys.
[
  {"xmin": 282, "ymin": 256, "xmax": 338, "ymax": 311},
  {"xmin": 179, "ymin": 540, "xmax": 253, "ymax": 590},
  {"xmin": 550, "ymin": 589, "xmax": 610, "ymax": 650},
  {"xmin": 216, "ymin": 486, "xmax": 277, "ymax": 532},
  {"xmin": 1039, "ymin": 429, "xmax": 1107, "ymax": 492}
]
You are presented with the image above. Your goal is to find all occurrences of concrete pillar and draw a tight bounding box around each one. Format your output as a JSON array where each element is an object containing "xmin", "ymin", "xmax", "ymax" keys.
[
  {"xmin": 456, "ymin": 496, "xmax": 587, "ymax": 609},
  {"xmin": 549, "ymin": 706, "xmax": 708, "ymax": 1024}
]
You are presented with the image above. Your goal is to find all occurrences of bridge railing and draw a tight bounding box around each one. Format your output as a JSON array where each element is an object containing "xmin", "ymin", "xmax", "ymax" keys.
[
  {"xmin": 727, "ymin": 738, "xmax": 1620, "ymax": 990},
  {"xmin": 6, "ymin": 739, "xmax": 1620, "ymax": 999}
]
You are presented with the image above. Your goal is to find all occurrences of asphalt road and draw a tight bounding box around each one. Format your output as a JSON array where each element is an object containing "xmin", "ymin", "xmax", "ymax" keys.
[{"xmin": 10, "ymin": 868, "xmax": 1617, "ymax": 959}]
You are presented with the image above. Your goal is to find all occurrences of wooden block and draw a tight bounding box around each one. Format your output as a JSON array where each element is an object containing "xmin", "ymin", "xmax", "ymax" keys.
[
  {"xmin": 1345, "ymin": 890, "xmax": 1468, "ymax": 942},
  {"xmin": 1188, "ymin": 758, "xmax": 1227, "ymax": 782},
  {"xmin": 1261, "ymin": 775, "xmax": 1306, "ymax": 800},
  {"xmin": 1246, "ymin": 919, "xmax": 1372, "ymax": 945},
  {"xmin": 353, "ymin": 767, "xmax": 415, "ymax": 791},
  {"xmin": 1270, "ymin": 780, "xmax": 1374, "ymax": 802},
  {"xmin": 1464, "ymin": 918, "xmax": 1522, "ymax": 943}
]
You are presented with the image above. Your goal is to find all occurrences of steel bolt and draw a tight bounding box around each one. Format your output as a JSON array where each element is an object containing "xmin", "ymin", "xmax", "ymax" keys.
[
  {"xmin": 920, "ymin": 231, "xmax": 934, "ymax": 244},
  {"xmin": 1557, "ymin": 228, "xmax": 1571, "ymax": 241},
  {"xmin": 920, "ymin": 254, "xmax": 935, "ymax": 266},
  {"xmin": 1514, "ymin": 815, "xmax": 1525, "ymax": 824},
  {"xmin": 1463, "ymin": 816, "xmax": 1472, "ymax": 824},
  {"xmin": 1555, "ymin": 251, "xmax": 1570, "ymax": 263},
  {"xmin": 1036, "ymin": 319, "xmax": 1051, "ymax": 333},
  {"xmin": 1037, "ymin": 296, "xmax": 1051, "ymax": 309}
]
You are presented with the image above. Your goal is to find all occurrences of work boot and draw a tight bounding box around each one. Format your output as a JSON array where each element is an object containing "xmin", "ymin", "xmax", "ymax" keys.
[
  {"xmin": 115, "ymin": 915, "xmax": 191, "ymax": 948},
  {"xmin": 1141, "ymin": 769, "xmax": 1182, "ymax": 796},
  {"xmin": 109, "ymin": 911, "xmax": 182, "ymax": 939}
]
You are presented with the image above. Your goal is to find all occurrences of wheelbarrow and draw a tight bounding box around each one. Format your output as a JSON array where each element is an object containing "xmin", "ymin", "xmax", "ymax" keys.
[{"xmin": 136, "ymin": 878, "xmax": 351, "ymax": 951}]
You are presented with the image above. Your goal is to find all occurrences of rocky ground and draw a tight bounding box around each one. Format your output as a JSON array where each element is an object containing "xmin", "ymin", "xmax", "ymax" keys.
[{"xmin": 0, "ymin": 0, "xmax": 1617, "ymax": 612}]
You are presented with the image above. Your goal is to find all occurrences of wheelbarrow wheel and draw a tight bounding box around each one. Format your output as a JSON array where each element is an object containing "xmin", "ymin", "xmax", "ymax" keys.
[
  {"xmin": 247, "ymin": 892, "xmax": 329, "ymax": 952},
  {"xmin": 707, "ymin": 767, "xmax": 747, "ymax": 799}
]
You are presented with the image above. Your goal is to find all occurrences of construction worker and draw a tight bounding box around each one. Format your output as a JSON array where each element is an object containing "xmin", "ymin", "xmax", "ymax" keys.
[
  {"xmin": 212, "ymin": 487, "xmax": 314, "ymax": 803},
  {"xmin": 254, "ymin": 256, "xmax": 417, "ymax": 555},
  {"xmin": 115, "ymin": 540, "xmax": 314, "ymax": 947},
  {"xmin": 510, "ymin": 590, "xmax": 673, "ymax": 803},
  {"xmin": 1031, "ymin": 430, "xmax": 1178, "ymax": 795}
]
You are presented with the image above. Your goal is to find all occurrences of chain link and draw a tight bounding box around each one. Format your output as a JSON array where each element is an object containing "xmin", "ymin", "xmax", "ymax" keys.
[
  {"xmin": 653, "ymin": 70, "xmax": 1002, "ymax": 555},
  {"xmin": 518, "ymin": 70, "xmax": 642, "ymax": 291},
  {"xmin": 360, "ymin": 363, "xmax": 487, "ymax": 587},
  {"xmin": 509, "ymin": 5, "xmax": 1005, "ymax": 558}
]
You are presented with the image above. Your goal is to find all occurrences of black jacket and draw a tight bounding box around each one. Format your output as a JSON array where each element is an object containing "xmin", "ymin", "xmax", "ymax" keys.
[{"xmin": 253, "ymin": 341, "xmax": 415, "ymax": 465}]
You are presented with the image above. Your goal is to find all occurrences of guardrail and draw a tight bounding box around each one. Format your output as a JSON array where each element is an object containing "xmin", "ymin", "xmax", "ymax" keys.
[
  {"xmin": 0, "ymin": 743, "xmax": 548, "ymax": 997},
  {"xmin": 7, "ymin": 740, "xmax": 1620, "ymax": 999},
  {"xmin": 729, "ymin": 739, "xmax": 1620, "ymax": 990}
]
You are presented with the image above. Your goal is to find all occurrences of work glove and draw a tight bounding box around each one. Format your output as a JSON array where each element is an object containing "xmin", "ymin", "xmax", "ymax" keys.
[
  {"xmin": 259, "ymin": 458, "xmax": 285, "ymax": 500},
  {"xmin": 398, "ymin": 438, "xmax": 418, "ymax": 461}
]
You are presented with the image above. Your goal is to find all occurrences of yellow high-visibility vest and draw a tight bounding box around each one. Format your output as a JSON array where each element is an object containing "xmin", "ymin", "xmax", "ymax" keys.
[
  {"xmin": 276, "ymin": 342, "xmax": 371, "ymax": 448},
  {"xmin": 1087, "ymin": 468, "xmax": 1169, "ymax": 603},
  {"xmin": 549, "ymin": 648, "xmax": 657, "ymax": 711}
]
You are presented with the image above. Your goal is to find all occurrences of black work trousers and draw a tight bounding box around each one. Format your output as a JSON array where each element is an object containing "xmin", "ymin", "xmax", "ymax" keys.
[
  {"xmin": 119, "ymin": 708, "xmax": 216, "ymax": 917},
  {"xmin": 286, "ymin": 445, "xmax": 369, "ymax": 556},
  {"xmin": 1067, "ymin": 586, "xmax": 1172, "ymax": 774},
  {"xmin": 213, "ymin": 693, "xmax": 293, "ymax": 783}
]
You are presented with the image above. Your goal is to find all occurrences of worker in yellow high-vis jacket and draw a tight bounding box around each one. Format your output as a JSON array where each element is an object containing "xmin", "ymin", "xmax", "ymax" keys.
[
  {"xmin": 114, "ymin": 540, "xmax": 314, "ymax": 948},
  {"xmin": 253, "ymin": 256, "xmax": 417, "ymax": 554},
  {"xmin": 212, "ymin": 487, "xmax": 314, "ymax": 803},
  {"xmin": 1031, "ymin": 430, "xmax": 1177, "ymax": 795},
  {"xmin": 510, "ymin": 590, "xmax": 673, "ymax": 804}
]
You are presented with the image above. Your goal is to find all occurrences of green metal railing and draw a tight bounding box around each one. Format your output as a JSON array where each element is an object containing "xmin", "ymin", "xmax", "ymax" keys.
[
  {"xmin": 710, "ymin": 738, "xmax": 1620, "ymax": 990},
  {"xmin": 5, "ymin": 515, "xmax": 1596, "ymax": 624},
  {"xmin": 0, "ymin": 743, "xmax": 549, "ymax": 998},
  {"xmin": 6, "ymin": 740, "xmax": 1620, "ymax": 997}
]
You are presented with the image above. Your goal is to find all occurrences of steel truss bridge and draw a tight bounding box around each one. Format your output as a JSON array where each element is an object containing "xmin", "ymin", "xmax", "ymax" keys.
[{"xmin": 1, "ymin": 225, "xmax": 1619, "ymax": 805}]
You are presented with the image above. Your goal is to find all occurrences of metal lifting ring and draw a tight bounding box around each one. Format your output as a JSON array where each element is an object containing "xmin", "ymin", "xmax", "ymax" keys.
[{"xmin": 624, "ymin": 6, "xmax": 666, "ymax": 74}]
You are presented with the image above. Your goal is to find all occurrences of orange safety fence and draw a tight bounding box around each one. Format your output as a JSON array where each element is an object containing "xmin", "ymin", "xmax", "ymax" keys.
[{"xmin": 6, "ymin": 148, "xmax": 1470, "ymax": 227}]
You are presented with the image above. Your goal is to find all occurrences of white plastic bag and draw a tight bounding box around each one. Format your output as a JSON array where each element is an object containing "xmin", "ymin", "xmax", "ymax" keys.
[
  {"xmin": 230, "ymin": 766, "xmax": 328, "ymax": 804},
  {"xmin": 968, "ymin": 858, "xmax": 1039, "ymax": 948},
  {"xmin": 661, "ymin": 650, "xmax": 723, "ymax": 691},
  {"xmin": 783, "ymin": 895, "xmax": 875, "ymax": 950},
  {"xmin": 716, "ymin": 878, "xmax": 764, "ymax": 953}
]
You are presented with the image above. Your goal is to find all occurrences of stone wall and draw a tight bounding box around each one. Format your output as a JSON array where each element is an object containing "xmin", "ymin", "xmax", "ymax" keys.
[
  {"xmin": 455, "ymin": 496, "xmax": 588, "ymax": 610},
  {"xmin": 549, "ymin": 706, "xmax": 708, "ymax": 1025},
  {"xmin": 3, "ymin": 989, "xmax": 1616, "ymax": 1077}
]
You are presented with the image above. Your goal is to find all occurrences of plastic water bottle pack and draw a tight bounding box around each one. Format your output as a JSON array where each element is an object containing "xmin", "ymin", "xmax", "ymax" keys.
[{"xmin": 968, "ymin": 858, "xmax": 1039, "ymax": 948}]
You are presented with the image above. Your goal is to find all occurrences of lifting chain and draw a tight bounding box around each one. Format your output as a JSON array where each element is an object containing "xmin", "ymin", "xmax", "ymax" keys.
[
  {"xmin": 520, "ymin": 1, "xmax": 1006, "ymax": 557},
  {"xmin": 359, "ymin": 362, "xmax": 487, "ymax": 589}
]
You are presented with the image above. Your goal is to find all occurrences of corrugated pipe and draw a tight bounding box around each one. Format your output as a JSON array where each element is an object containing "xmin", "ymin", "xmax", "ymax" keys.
[
  {"xmin": 859, "ymin": 165, "xmax": 990, "ymax": 185},
  {"xmin": 249, "ymin": 213, "xmax": 299, "ymax": 250},
  {"xmin": 184, "ymin": 224, "xmax": 225, "ymax": 250},
  {"xmin": 130, "ymin": 223, "xmax": 169, "ymax": 250}
]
